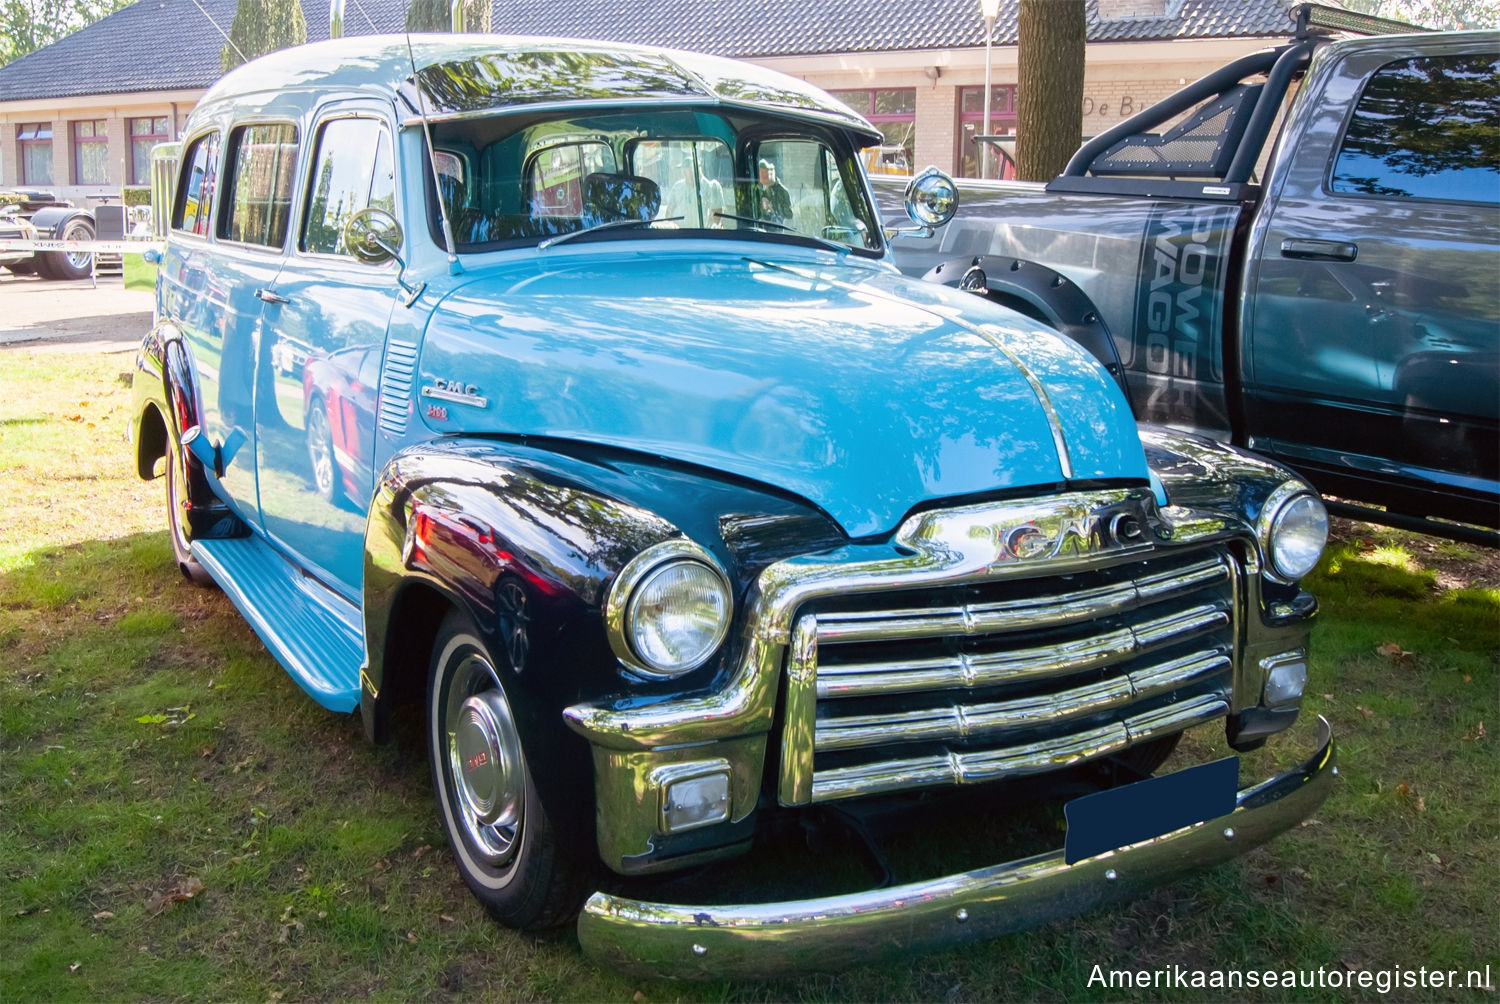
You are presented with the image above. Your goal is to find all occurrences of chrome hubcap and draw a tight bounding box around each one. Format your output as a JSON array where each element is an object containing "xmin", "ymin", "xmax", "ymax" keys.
[
  {"xmin": 445, "ymin": 654, "xmax": 524, "ymax": 866},
  {"xmin": 64, "ymin": 223, "xmax": 91, "ymax": 270}
]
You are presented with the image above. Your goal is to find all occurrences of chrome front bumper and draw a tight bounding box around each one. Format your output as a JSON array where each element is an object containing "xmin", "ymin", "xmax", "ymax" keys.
[{"xmin": 576, "ymin": 717, "xmax": 1334, "ymax": 980}]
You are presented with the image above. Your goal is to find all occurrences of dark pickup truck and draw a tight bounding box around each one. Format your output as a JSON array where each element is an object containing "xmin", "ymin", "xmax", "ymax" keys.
[{"xmin": 879, "ymin": 8, "xmax": 1498, "ymax": 543}]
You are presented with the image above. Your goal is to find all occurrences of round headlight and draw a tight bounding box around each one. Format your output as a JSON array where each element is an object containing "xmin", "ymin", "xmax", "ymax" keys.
[
  {"xmin": 1266, "ymin": 492, "xmax": 1328, "ymax": 581},
  {"xmin": 606, "ymin": 540, "xmax": 732, "ymax": 679}
]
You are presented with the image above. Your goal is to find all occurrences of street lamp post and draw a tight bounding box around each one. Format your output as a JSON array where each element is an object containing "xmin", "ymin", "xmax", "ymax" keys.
[{"xmin": 979, "ymin": 0, "xmax": 1000, "ymax": 179}]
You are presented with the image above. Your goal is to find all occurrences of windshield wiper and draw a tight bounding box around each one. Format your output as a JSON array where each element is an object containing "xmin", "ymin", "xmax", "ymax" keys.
[
  {"xmin": 538, "ymin": 216, "xmax": 685, "ymax": 250},
  {"xmin": 710, "ymin": 211, "xmax": 850, "ymax": 255}
]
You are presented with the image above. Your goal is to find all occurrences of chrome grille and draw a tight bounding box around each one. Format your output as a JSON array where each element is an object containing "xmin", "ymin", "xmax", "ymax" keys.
[{"xmin": 778, "ymin": 548, "xmax": 1238, "ymax": 805}]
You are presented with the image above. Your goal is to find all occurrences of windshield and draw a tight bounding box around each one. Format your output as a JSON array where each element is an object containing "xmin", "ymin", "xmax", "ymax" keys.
[{"xmin": 425, "ymin": 106, "xmax": 882, "ymax": 255}]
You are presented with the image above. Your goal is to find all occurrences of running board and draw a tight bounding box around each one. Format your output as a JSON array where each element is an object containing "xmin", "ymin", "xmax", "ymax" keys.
[{"xmin": 191, "ymin": 536, "xmax": 364, "ymax": 712}]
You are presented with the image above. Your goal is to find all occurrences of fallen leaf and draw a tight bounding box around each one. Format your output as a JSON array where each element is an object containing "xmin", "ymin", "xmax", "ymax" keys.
[
  {"xmin": 1375, "ymin": 642, "xmax": 1414, "ymax": 664},
  {"xmin": 1425, "ymin": 852, "xmax": 1443, "ymax": 867},
  {"xmin": 1356, "ymin": 706, "xmax": 1375, "ymax": 718},
  {"xmin": 136, "ymin": 714, "xmax": 169, "ymax": 724},
  {"xmin": 92, "ymin": 910, "xmax": 114, "ymax": 920},
  {"xmin": 1463, "ymin": 721, "xmax": 1486, "ymax": 741},
  {"xmin": 69, "ymin": 962, "xmax": 81, "ymax": 973},
  {"xmin": 405, "ymin": 930, "xmax": 418, "ymax": 944},
  {"xmin": 439, "ymin": 914, "xmax": 456, "ymax": 923},
  {"xmin": 147, "ymin": 876, "xmax": 204, "ymax": 917},
  {"xmin": 1396, "ymin": 782, "xmax": 1411, "ymax": 797},
  {"xmin": 412, "ymin": 845, "xmax": 431, "ymax": 858},
  {"xmin": 633, "ymin": 993, "xmax": 647, "ymax": 1002}
]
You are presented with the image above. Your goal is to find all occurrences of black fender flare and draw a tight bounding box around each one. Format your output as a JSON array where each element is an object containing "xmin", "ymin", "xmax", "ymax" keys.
[
  {"xmin": 922, "ymin": 254, "xmax": 1132, "ymax": 407},
  {"xmin": 27, "ymin": 204, "xmax": 93, "ymax": 239},
  {"xmin": 361, "ymin": 438, "xmax": 687, "ymax": 859}
]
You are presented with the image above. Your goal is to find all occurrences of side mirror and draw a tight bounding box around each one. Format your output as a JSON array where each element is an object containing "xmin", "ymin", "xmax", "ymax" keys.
[
  {"xmin": 904, "ymin": 167, "xmax": 958, "ymax": 229},
  {"xmin": 342, "ymin": 206, "xmax": 426, "ymax": 306},
  {"xmin": 885, "ymin": 167, "xmax": 959, "ymax": 242},
  {"xmin": 343, "ymin": 206, "xmax": 404, "ymax": 265}
]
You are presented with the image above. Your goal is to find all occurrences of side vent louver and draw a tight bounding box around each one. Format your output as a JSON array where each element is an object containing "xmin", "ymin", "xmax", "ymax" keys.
[{"xmin": 377, "ymin": 339, "xmax": 418, "ymax": 435}]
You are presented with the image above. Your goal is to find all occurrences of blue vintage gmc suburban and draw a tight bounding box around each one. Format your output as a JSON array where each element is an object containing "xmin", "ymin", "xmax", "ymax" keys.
[{"xmin": 131, "ymin": 35, "xmax": 1333, "ymax": 978}]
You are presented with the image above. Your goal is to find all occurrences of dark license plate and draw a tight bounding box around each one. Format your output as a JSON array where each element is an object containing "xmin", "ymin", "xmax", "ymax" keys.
[{"xmin": 1063, "ymin": 755, "xmax": 1239, "ymax": 864}]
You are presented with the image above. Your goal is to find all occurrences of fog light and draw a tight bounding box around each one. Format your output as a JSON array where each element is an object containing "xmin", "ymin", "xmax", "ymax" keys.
[
  {"xmin": 1263, "ymin": 651, "xmax": 1308, "ymax": 709},
  {"xmin": 662, "ymin": 771, "xmax": 730, "ymax": 833}
]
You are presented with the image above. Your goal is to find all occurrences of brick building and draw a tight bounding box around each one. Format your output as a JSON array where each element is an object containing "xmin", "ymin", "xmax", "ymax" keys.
[{"xmin": 0, "ymin": 0, "xmax": 1303, "ymax": 205}]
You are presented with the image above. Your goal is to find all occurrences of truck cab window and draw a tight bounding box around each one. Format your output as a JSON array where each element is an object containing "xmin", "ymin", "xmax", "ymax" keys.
[{"xmin": 1331, "ymin": 52, "xmax": 1500, "ymax": 203}]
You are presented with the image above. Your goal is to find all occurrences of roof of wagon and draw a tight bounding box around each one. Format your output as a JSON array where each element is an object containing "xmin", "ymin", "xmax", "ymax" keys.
[{"xmin": 197, "ymin": 34, "xmax": 881, "ymax": 139}]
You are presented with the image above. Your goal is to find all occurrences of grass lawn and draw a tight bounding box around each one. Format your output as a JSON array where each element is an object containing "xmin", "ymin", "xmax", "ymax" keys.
[
  {"xmin": 2, "ymin": 348, "xmax": 1496, "ymax": 1001},
  {"xmin": 122, "ymin": 256, "xmax": 156, "ymax": 292}
]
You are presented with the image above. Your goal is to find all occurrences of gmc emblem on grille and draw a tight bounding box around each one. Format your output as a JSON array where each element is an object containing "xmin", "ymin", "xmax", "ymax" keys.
[{"xmin": 997, "ymin": 510, "xmax": 1144, "ymax": 562}]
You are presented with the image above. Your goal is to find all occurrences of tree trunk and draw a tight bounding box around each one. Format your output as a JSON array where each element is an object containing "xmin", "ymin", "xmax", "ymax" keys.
[
  {"xmin": 1016, "ymin": 0, "xmax": 1086, "ymax": 181},
  {"xmin": 405, "ymin": 0, "xmax": 491, "ymax": 33},
  {"xmin": 221, "ymin": 0, "xmax": 307, "ymax": 71}
]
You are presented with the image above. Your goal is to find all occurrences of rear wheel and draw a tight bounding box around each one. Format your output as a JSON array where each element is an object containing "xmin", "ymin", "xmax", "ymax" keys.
[
  {"xmin": 38, "ymin": 218, "xmax": 94, "ymax": 280},
  {"xmin": 428, "ymin": 610, "xmax": 588, "ymax": 929},
  {"xmin": 165, "ymin": 434, "xmax": 214, "ymax": 586}
]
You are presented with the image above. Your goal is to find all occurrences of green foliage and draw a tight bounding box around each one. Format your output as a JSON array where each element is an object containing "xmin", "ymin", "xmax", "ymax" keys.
[
  {"xmin": 1341, "ymin": 0, "xmax": 1500, "ymax": 29},
  {"xmin": 0, "ymin": 0, "xmax": 129, "ymax": 67},
  {"xmin": 219, "ymin": 0, "xmax": 306, "ymax": 73},
  {"xmin": 121, "ymin": 186, "xmax": 150, "ymax": 207},
  {"xmin": 404, "ymin": 0, "xmax": 490, "ymax": 33}
]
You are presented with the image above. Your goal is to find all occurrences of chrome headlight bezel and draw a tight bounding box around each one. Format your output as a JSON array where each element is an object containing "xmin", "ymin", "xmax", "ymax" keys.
[
  {"xmin": 1258, "ymin": 484, "xmax": 1329, "ymax": 584},
  {"xmin": 605, "ymin": 538, "xmax": 733, "ymax": 680}
]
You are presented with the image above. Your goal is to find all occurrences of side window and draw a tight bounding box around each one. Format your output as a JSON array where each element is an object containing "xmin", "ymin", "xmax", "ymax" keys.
[
  {"xmin": 301, "ymin": 117, "xmax": 396, "ymax": 256},
  {"xmin": 219, "ymin": 122, "xmax": 299, "ymax": 248},
  {"xmin": 527, "ymin": 142, "xmax": 615, "ymax": 216},
  {"xmin": 632, "ymin": 139, "xmax": 732, "ymax": 227},
  {"xmin": 1331, "ymin": 52, "xmax": 1500, "ymax": 203},
  {"xmin": 172, "ymin": 131, "xmax": 221, "ymax": 238},
  {"xmin": 756, "ymin": 139, "xmax": 842, "ymax": 237}
]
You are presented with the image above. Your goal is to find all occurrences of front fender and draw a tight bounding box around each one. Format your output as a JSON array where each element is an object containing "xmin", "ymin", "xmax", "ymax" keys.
[{"xmin": 361, "ymin": 438, "xmax": 687, "ymax": 858}]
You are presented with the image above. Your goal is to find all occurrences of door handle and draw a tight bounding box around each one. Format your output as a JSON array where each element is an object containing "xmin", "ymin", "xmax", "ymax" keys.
[
  {"xmin": 1280, "ymin": 238, "xmax": 1357, "ymax": 262},
  {"xmin": 255, "ymin": 288, "xmax": 291, "ymax": 305}
]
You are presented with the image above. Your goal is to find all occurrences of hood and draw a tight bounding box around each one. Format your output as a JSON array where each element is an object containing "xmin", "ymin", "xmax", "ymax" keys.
[{"xmin": 418, "ymin": 247, "xmax": 1146, "ymax": 538}]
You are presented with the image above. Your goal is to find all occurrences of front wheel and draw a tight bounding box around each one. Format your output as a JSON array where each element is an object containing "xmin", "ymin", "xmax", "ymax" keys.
[{"xmin": 428, "ymin": 611, "xmax": 589, "ymax": 929}]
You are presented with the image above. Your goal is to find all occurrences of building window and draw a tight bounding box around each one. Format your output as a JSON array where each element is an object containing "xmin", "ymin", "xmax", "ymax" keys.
[
  {"xmin": 129, "ymin": 116, "xmax": 170, "ymax": 186},
  {"xmin": 72, "ymin": 119, "xmax": 108, "ymax": 185},
  {"xmin": 18, "ymin": 123, "xmax": 52, "ymax": 186},
  {"xmin": 957, "ymin": 85, "xmax": 1019, "ymax": 179},
  {"xmin": 828, "ymin": 89, "xmax": 916, "ymax": 175}
]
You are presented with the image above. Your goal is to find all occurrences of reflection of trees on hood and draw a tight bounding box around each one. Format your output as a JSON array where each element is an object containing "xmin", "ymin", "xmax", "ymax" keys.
[{"xmin": 1336, "ymin": 53, "xmax": 1499, "ymax": 196}]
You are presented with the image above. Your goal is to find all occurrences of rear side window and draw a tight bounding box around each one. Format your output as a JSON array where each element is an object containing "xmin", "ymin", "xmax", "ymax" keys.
[
  {"xmin": 301, "ymin": 117, "xmax": 396, "ymax": 256},
  {"xmin": 219, "ymin": 123, "xmax": 299, "ymax": 248},
  {"xmin": 1331, "ymin": 52, "xmax": 1500, "ymax": 203},
  {"xmin": 172, "ymin": 131, "xmax": 221, "ymax": 237}
]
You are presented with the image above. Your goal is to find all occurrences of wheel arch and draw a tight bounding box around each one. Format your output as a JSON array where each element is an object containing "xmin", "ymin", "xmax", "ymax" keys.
[
  {"xmin": 921, "ymin": 254, "xmax": 1131, "ymax": 405},
  {"xmin": 136, "ymin": 400, "xmax": 169, "ymax": 480}
]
